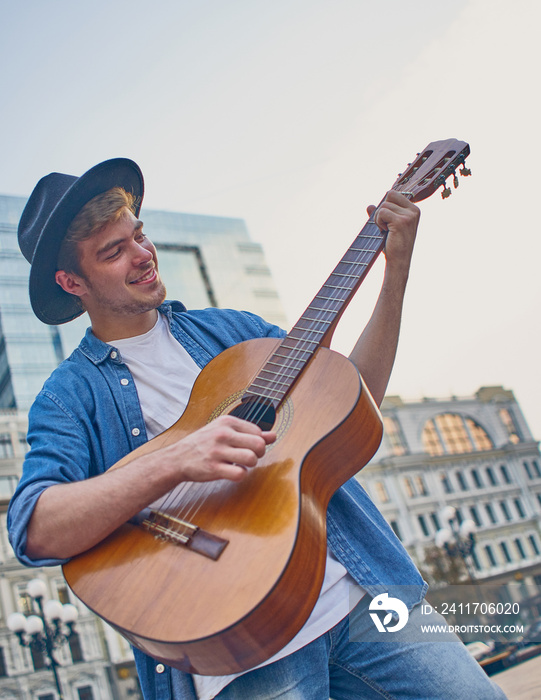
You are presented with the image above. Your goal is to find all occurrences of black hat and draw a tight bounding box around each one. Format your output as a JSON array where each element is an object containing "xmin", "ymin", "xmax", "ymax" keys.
[{"xmin": 18, "ymin": 158, "xmax": 144, "ymax": 325}]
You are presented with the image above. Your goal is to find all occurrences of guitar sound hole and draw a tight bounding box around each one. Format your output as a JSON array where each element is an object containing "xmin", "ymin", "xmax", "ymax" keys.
[{"xmin": 229, "ymin": 397, "xmax": 276, "ymax": 431}]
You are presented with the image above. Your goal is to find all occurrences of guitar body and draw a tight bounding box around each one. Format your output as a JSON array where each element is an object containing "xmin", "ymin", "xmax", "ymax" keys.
[{"xmin": 63, "ymin": 337, "xmax": 383, "ymax": 675}]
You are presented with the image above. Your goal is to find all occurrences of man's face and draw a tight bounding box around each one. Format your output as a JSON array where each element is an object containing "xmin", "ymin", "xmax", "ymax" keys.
[{"xmin": 73, "ymin": 208, "xmax": 167, "ymax": 333}]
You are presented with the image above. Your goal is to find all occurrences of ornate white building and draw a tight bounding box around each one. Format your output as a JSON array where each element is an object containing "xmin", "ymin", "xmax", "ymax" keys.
[{"xmin": 357, "ymin": 385, "xmax": 541, "ymax": 621}]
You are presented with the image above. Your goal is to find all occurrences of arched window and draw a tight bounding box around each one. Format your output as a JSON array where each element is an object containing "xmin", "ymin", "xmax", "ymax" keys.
[{"xmin": 422, "ymin": 413, "xmax": 493, "ymax": 456}]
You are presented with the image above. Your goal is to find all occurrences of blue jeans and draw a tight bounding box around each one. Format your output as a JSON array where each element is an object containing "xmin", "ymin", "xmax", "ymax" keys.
[{"xmin": 214, "ymin": 596, "xmax": 507, "ymax": 699}]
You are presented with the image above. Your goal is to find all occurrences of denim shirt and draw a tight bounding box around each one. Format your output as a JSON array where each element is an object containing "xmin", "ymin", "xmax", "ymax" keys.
[{"xmin": 8, "ymin": 300, "xmax": 426, "ymax": 700}]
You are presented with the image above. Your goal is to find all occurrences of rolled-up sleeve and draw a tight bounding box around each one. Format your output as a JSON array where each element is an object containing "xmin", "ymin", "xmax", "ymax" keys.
[{"xmin": 7, "ymin": 389, "xmax": 93, "ymax": 567}]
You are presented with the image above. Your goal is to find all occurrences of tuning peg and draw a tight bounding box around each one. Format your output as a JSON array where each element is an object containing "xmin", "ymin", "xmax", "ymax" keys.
[
  {"xmin": 460, "ymin": 165, "xmax": 472, "ymax": 177},
  {"xmin": 441, "ymin": 183, "xmax": 452, "ymax": 199}
]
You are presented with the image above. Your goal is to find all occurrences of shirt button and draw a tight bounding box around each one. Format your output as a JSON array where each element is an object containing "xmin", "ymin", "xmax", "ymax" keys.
[
  {"xmin": 132, "ymin": 428, "xmax": 140, "ymax": 437},
  {"xmin": 156, "ymin": 663, "xmax": 165, "ymax": 674},
  {"xmin": 120, "ymin": 378, "xmax": 129, "ymax": 386},
  {"xmin": 110, "ymin": 351, "xmax": 118, "ymax": 359}
]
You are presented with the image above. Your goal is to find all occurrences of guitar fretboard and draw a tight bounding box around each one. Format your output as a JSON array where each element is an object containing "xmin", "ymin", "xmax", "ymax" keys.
[{"xmin": 244, "ymin": 219, "xmax": 386, "ymax": 407}]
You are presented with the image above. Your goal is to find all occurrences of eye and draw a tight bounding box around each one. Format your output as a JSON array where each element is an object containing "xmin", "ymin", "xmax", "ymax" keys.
[{"xmin": 106, "ymin": 248, "xmax": 121, "ymax": 260}]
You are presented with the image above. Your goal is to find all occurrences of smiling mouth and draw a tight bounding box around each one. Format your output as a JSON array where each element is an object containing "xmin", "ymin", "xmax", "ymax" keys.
[{"xmin": 130, "ymin": 269, "xmax": 157, "ymax": 285}]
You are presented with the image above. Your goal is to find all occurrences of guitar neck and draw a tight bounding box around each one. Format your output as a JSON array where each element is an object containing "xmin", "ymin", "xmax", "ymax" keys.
[
  {"xmin": 243, "ymin": 137, "xmax": 471, "ymax": 410},
  {"xmin": 244, "ymin": 217, "xmax": 386, "ymax": 407}
]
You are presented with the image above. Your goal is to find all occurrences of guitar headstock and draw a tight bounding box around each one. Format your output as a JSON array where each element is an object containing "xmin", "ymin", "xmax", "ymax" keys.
[{"xmin": 393, "ymin": 138, "xmax": 471, "ymax": 202}]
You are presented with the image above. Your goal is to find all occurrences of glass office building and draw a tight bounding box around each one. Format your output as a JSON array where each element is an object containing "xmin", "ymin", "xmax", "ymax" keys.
[{"xmin": 0, "ymin": 194, "xmax": 288, "ymax": 411}]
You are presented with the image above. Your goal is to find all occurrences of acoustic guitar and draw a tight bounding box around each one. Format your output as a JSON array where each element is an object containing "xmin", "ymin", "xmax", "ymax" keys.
[{"xmin": 63, "ymin": 138, "xmax": 471, "ymax": 675}]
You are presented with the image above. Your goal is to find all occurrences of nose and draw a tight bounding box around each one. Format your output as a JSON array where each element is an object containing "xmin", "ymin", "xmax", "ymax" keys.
[{"xmin": 131, "ymin": 239, "xmax": 154, "ymax": 266}]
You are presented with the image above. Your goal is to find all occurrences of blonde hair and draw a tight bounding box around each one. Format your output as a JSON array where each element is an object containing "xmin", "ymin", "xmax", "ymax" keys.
[{"xmin": 57, "ymin": 187, "xmax": 139, "ymax": 274}]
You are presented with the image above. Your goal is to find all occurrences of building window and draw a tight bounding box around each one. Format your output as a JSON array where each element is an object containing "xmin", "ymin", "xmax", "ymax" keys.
[
  {"xmin": 471, "ymin": 469, "xmax": 483, "ymax": 488},
  {"xmin": 485, "ymin": 467, "xmax": 497, "ymax": 486},
  {"xmin": 469, "ymin": 506, "xmax": 482, "ymax": 527},
  {"xmin": 403, "ymin": 475, "xmax": 428, "ymax": 498},
  {"xmin": 390, "ymin": 520, "xmax": 402, "ymax": 540},
  {"xmin": 422, "ymin": 419, "xmax": 445, "ymax": 456},
  {"xmin": 414, "ymin": 475, "xmax": 429, "ymax": 496},
  {"xmin": 403, "ymin": 477, "xmax": 415, "ymax": 498},
  {"xmin": 382, "ymin": 416, "xmax": 406, "ymax": 456},
  {"xmin": 0, "ymin": 433, "xmax": 14, "ymax": 459},
  {"xmin": 440, "ymin": 472, "xmax": 453, "ymax": 494},
  {"xmin": 523, "ymin": 461, "xmax": 533, "ymax": 479},
  {"xmin": 485, "ymin": 503, "xmax": 497, "ymax": 524},
  {"xmin": 484, "ymin": 545, "xmax": 497, "ymax": 567},
  {"xmin": 430, "ymin": 512, "xmax": 441, "ymax": 531},
  {"xmin": 55, "ymin": 582, "xmax": 70, "ymax": 605},
  {"xmin": 471, "ymin": 550, "xmax": 482, "ymax": 571},
  {"xmin": 500, "ymin": 542, "xmax": 512, "ymax": 563},
  {"xmin": 16, "ymin": 585, "xmax": 33, "ymax": 615},
  {"xmin": 500, "ymin": 464, "xmax": 512, "ymax": 484},
  {"xmin": 499, "ymin": 408, "xmax": 521, "ymax": 444},
  {"xmin": 534, "ymin": 460, "xmax": 541, "ymax": 478},
  {"xmin": 500, "ymin": 501, "xmax": 512, "ymax": 521},
  {"xmin": 514, "ymin": 498, "xmax": 526, "ymax": 519},
  {"xmin": 0, "ymin": 647, "xmax": 6, "ymax": 677},
  {"xmin": 373, "ymin": 481, "xmax": 390, "ymax": 503},
  {"xmin": 0, "ymin": 474, "xmax": 18, "ymax": 500},
  {"xmin": 77, "ymin": 687, "xmax": 95, "ymax": 700},
  {"xmin": 18, "ymin": 432, "xmax": 29, "ymax": 454},
  {"xmin": 31, "ymin": 646, "xmax": 46, "ymax": 671},
  {"xmin": 456, "ymin": 471, "xmax": 469, "ymax": 491},
  {"xmin": 528, "ymin": 535, "xmax": 540, "ymax": 556},
  {"xmin": 417, "ymin": 515, "xmax": 430, "ymax": 537},
  {"xmin": 422, "ymin": 414, "xmax": 493, "ymax": 456},
  {"xmin": 69, "ymin": 633, "xmax": 84, "ymax": 663},
  {"xmin": 514, "ymin": 538, "xmax": 527, "ymax": 559}
]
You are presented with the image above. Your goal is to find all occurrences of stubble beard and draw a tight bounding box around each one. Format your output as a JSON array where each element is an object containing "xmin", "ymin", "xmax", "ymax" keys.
[{"xmin": 85, "ymin": 277, "xmax": 168, "ymax": 318}]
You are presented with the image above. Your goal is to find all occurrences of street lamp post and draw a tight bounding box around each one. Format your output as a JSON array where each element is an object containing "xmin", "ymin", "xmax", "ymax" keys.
[
  {"xmin": 434, "ymin": 505, "xmax": 492, "ymax": 627},
  {"xmin": 7, "ymin": 578, "xmax": 79, "ymax": 700},
  {"xmin": 435, "ymin": 505, "xmax": 478, "ymax": 583}
]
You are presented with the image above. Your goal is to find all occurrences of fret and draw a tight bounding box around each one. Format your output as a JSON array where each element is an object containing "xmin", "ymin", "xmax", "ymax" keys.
[
  {"xmin": 349, "ymin": 248, "xmax": 376, "ymax": 254},
  {"xmin": 314, "ymin": 294, "xmax": 346, "ymax": 302},
  {"xmin": 306, "ymin": 305, "xmax": 334, "ymax": 313},
  {"xmin": 346, "ymin": 248, "xmax": 373, "ymax": 255},
  {"xmin": 322, "ymin": 284, "xmax": 355, "ymax": 291},
  {"xmin": 330, "ymin": 272, "xmax": 367, "ymax": 280},
  {"xmin": 272, "ymin": 350, "xmax": 312, "ymax": 360},
  {"xmin": 299, "ymin": 316, "xmax": 332, "ymax": 324},
  {"xmin": 251, "ymin": 378, "xmax": 291, "ymax": 390},
  {"xmin": 259, "ymin": 367, "xmax": 298, "ymax": 380},
  {"xmin": 286, "ymin": 334, "xmax": 321, "ymax": 343},
  {"xmin": 266, "ymin": 359, "xmax": 305, "ymax": 369}
]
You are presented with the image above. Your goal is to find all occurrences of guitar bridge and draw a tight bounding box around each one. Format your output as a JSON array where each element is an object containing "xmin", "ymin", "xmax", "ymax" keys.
[{"xmin": 133, "ymin": 509, "xmax": 228, "ymax": 561}]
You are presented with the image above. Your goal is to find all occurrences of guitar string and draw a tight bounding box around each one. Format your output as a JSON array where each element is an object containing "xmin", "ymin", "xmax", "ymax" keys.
[
  {"xmin": 158, "ymin": 216, "xmax": 387, "ymax": 537},
  {"xmin": 153, "ymin": 192, "xmax": 414, "ymax": 539},
  {"xmin": 153, "ymin": 218, "xmax": 388, "ymax": 539}
]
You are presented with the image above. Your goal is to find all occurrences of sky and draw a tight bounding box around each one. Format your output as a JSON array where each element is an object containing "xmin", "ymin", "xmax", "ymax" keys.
[{"xmin": 1, "ymin": 0, "xmax": 540, "ymax": 440}]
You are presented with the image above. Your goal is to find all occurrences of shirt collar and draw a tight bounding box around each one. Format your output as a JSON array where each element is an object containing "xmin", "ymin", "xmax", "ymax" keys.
[{"xmin": 77, "ymin": 300, "xmax": 187, "ymax": 365}]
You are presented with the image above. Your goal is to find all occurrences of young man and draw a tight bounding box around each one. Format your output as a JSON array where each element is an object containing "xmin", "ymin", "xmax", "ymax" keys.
[{"xmin": 8, "ymin": 159, "xmax": 506, "ymax": 699}]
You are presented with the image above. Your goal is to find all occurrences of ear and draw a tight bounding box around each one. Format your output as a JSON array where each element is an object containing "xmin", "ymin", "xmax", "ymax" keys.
[{"xmin": 55, "ymin": 270, "xmax": 89, "ymax": 298}]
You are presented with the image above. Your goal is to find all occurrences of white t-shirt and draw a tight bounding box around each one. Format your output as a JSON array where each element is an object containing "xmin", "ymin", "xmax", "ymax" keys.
[{"xmin": 110, "ymin": 313, "xmax": 361, "ymax": 700}]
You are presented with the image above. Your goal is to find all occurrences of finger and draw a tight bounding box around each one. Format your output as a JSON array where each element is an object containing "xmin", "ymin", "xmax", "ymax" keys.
[
  {"xmin": 215, "ymin": 463, "xmax": 251, "ymax": 482},
  {"xmin": 221, "ymin": 446, "xmax": 262, "ymax": 469}
]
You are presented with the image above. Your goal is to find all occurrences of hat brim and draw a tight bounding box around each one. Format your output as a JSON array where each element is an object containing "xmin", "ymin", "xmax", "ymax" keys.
[{"xmin": 29, "ymin": 158, "xmax": 144, "ymax": 325}]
